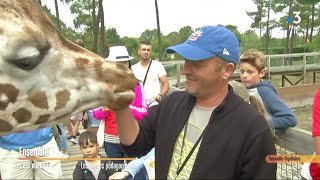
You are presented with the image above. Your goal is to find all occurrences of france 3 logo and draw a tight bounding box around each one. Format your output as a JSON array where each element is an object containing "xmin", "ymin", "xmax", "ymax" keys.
[{"xmin": 287, "ymin": 11, "xmax": 301, "ymax": 30}]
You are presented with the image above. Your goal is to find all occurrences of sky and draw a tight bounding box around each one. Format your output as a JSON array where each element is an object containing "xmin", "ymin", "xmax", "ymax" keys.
[{"xmin": 42, "ymin": 0, "xmax": 287, "ymax": 38}]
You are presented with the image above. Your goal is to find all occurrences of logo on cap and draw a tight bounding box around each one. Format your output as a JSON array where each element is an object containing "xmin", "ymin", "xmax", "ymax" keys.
[
  {"xmin": 223, "ymin": 48, "xmax": 230, "ymax": 55},
  {"xmin": 188, "ymin": 28, "xmax": 203, "ymax": 41}
]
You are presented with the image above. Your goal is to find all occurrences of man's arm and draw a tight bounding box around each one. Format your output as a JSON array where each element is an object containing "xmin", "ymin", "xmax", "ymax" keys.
[
  {"xmin": 155, "ymin": 61, "xmax": 169, "ymax": 101},
  {"xmin": 114, "ymin": 107, "xmax": 140, "ymax": 145},
  {"xmin": 258, "ymin": 87, "xmax": 297, "ymax": 130},
  {"xmin": 155, "ymin": 75, "xmax": 169, "ymax": 102},
  {"xmin": 159, "ymin": 75, "xmax": 169, "ymax": 97}
]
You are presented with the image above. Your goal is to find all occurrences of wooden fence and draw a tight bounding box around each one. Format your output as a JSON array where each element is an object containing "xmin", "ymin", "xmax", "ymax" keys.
[{"xmin": 163, "ymin": 52, "xmax": 320, "ymax": 88}]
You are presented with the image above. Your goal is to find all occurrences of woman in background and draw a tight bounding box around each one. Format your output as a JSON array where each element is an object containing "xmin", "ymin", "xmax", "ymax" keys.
[{"xmin": 94, "ymin": 46, "xmax": 148, "ymax": 166}]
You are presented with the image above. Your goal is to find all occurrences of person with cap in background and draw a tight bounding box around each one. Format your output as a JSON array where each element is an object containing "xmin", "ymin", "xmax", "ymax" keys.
[{"xmin": 111, "ymin": 25, "xmax": 276, "ymax": 179}]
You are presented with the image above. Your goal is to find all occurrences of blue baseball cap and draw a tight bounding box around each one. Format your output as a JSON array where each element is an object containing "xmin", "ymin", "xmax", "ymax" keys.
[{"xmin": 166, "ymin": 25, "xmax": 240, "ymax": 64}]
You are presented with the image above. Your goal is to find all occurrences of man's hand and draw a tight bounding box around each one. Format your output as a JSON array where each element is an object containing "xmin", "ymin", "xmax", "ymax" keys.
[
  {"xmin": 114, "ymin": 107, "xmax": 140, "ymax": 145},
  {"xmin": 155, "ymin": 94, "xmax": 163, "ymax": 103}
]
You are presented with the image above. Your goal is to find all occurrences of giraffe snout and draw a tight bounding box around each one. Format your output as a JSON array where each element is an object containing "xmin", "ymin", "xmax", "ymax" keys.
[{"xmin": 101, "ymin": 62, "xmax": 137, "ymax": 93}]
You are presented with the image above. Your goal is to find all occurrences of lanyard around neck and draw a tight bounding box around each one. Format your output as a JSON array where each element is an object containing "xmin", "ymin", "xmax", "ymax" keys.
[{"xmin": 176, "ymin": 121, "xmax": 207, "ymax": 177}]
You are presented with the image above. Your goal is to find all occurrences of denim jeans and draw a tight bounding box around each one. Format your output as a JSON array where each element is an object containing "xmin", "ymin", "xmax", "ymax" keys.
[
  {"xmin": 123, "ymin": 149, "xmax": 154, "ymax": 180},
  {"xmin": 124, "ymin": 158, "xmax": 149, "ymax": 180},
  {"xmin": 133, "ymin": 165, "xmax": 149, "ymax": 180},
  {"xmin": 104, "ymin": 142, "xmax": 129, "ymax": 165},
  {"xmin": 57, "ymin": 124, "xmax": 68, "ymax": 151}
]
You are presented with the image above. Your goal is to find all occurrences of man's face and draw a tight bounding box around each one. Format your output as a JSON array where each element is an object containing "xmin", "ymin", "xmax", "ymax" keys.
[
  {"xmin": 138, "ymin": 44, "xmax": 152, "ymax": 61},
  {"xmin": 182, "ymin": 57, "xmax": 229, "ymax": 98},
  {"xmin": 239, "ymin": 62, "xmax": 265, "ymax": 88}
]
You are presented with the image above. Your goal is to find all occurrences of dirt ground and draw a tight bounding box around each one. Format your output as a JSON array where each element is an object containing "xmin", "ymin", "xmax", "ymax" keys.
[{"xmin": 293, "ymin": 105, "xmax": 313, "ymax": 131}]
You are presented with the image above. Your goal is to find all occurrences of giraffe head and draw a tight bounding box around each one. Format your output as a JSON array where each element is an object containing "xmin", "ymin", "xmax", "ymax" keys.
[{"xmin": 0, "ymin": 0, "xmax": 137, "ymax": 135}]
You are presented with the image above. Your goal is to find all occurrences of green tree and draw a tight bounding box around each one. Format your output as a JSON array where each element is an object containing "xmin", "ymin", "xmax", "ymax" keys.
[
  {"xmin": 246, "ymin": 0, "xmax": 269, "ymax": 38},
  {"xmin": 91, "ymin": 0, "xmax": 98, "ymax": 53},
  {"xmin": 247, "ymin": 0, "xmax": 279, "ymax": 54},
  {"xmin": 178, "ymin": 26, "xmax": 193, "ymax": 42},
  {"xmin": 70, "ymin": 0, "xmax": 100, "ymax": 52},
  {"xmin": 54, "ymin": 0, "xmax": 61, "ymax": 31},
  {"xmin": 265, "ymin": 0, "xmax": 271, "ymax": 54},
  {"xmin": 151, "ymin": 39, "xmax": 160, "ymax": 60},
  {"xmin": 241, "ymin": 30, "xmax": 261, "ymax": 52},
  {"xmin": 120, "ymin": 37, "xmax": 139, "ymax": 61},
  {"xmin": 225, "ymin": 25, "xmax": 241, "ymax": 43},
  {"xmin": 105, "ymin": 28, "xmax": 121, "ymax": 52},
  {"xmin": 98, "ymin": 0, "xmax": 105, "ymax": 57},
  {"xmin": 70, "ymin": 0, "xmax": 96, "ymax": 31},
  {"xmin": 140, "ymin": 29, "xmax": 158, "ymax": 41},
  {"xmin": 296, "ymin": 0, "xmax": 320, "ymax": 42},
  {"xmin": 272, "ymin": 0, "xmax": 295, "ymax": 55},
  {"xmin": 41, "ymin": 6, "xmax": 78, "ymax": 41},
  {"xmin": 165, "ymin": 31, "xmax": 179, "ymax": 44}
]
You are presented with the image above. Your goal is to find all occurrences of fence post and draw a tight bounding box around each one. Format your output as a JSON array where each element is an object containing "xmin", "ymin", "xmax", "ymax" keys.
[
  {"xmin": 302, "ymin": 54, "xmax": 307, "ymax": 84},
  {"xmin": 268, "ymin": 56, "xmax": 271, "ymax": 80},
  {"xmin": 176, "ymin": 62, "xmax": 181, "ymax": 88}
]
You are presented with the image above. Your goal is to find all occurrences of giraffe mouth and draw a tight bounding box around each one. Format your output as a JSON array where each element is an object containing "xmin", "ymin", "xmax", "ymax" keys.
[{"xmin": 69, "ymin": 90, "xmax": 135, "ymax": 116}]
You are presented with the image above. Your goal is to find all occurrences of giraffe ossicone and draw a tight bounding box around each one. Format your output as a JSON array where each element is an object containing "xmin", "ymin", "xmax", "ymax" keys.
[{"xmin": 0, "ymin": 0, "xmax": 137, "ymax": 135}]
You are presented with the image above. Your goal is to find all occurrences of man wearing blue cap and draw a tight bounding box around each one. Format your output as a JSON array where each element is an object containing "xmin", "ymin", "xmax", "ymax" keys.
[{"xmin": 113, "ymin": 25, "xmax": 277, "ymax": 179}]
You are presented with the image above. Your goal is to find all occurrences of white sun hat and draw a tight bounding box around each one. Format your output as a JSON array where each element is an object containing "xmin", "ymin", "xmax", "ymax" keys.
[{"xmin": 105, "ymin": 46, "xmax": 134, "ymax": 62}]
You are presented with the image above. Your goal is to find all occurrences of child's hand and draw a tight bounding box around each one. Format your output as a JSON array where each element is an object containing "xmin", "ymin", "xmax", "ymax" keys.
[{"xmin": 109, "ymin": 171, "xmax": 130, "ymax": 180}]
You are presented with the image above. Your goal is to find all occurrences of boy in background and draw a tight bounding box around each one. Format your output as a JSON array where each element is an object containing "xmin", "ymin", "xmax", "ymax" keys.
[
  {"xmin": 73, "ymin": 131, "xmax": 116, "ymax": 180},
  {"xmin": 239, "ymin": 49, "xmax": 297, "ymax": 131}
]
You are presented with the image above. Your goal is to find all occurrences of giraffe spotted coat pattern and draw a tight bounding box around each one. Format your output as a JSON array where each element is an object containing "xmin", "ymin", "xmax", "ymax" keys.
[{"xmin": 0, "ymin": 0, "xmax": 137, "ymax": 135}]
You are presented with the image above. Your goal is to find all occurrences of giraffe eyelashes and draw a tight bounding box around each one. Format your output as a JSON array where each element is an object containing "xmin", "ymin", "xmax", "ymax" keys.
[
  {"xmin": 16, "ymin": 55, "xmax": 43, "ymax": 70},
  {"xmin": 10, "ymin": 47, "xmax": 44, "ymax": 70},
  {"xmin": 10, "ymin": 54, "xmax": 43, "ymax": 70}
]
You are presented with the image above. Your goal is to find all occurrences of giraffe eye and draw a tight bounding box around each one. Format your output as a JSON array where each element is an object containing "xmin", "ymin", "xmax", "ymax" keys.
[
  {"xmin": 13, "ymin": 55, "xmax": 42, "ymax": 70},
  {"xmin": 10, "ymin": 47, "xmax": 43, "ymax": 70}
]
